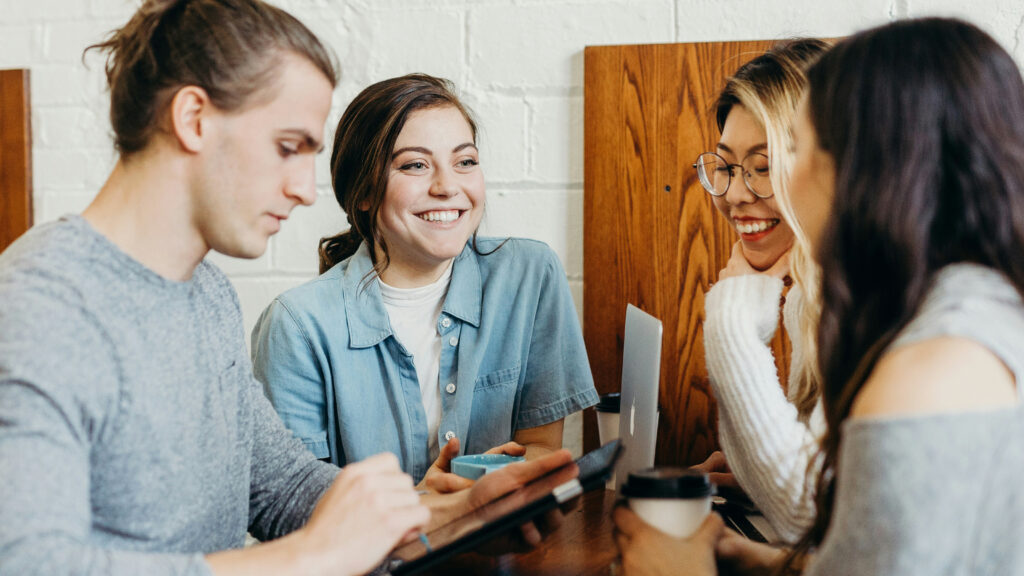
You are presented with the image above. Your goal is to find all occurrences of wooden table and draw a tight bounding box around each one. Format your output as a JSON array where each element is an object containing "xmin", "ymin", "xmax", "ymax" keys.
[{"xmin": 421, "ymin": 489, "xmax": 620, "ymax": 575}]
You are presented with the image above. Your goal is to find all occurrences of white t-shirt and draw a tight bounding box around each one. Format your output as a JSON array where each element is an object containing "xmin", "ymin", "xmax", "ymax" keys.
[{"xmin": 379, "ymin": 264, "xmax": 453, "ymax": 462}]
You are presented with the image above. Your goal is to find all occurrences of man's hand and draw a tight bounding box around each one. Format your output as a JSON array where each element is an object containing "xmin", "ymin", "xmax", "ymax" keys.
[
  {"xmin": 416, "ymin": 438, "xmax": 527, "ymax": 494},
  {"xmin": 613, "ymin": 506, "xmax": 724, "ymax": 576},
  {"xmin": 299, "ymin": 453, "xmax": 429, "ymax": 576}
]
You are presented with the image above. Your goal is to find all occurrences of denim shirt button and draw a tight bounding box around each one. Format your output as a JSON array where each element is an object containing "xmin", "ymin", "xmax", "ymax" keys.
[
  {"xmin": 444, "ymin": 430, "xmax": 456, "ymax": 442},
  {"xmin": 448, "ymin": 336, "xmax": 458, "ymax": 347},
  {"xmin": 440, "ymin": 317, "xmax": 452, "ymax": 329},
  {"xmin": 445, "ymin": 382, "xmax": 456, "ymax": 394}
]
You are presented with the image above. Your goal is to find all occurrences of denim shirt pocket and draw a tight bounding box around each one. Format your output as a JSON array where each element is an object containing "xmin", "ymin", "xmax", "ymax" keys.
[
  {"xmin": 474, "ymin": 364, "xmax": 521, "ymax": 390},
  {"xmin": 468, "ymin": 363, "xmax": 521, "ymax": 451}
]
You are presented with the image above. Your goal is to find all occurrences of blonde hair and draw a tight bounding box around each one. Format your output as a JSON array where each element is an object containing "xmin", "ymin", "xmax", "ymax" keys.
[{"xmin": 715, "ymin": 39, "xmax": 830, "ymax": 421}]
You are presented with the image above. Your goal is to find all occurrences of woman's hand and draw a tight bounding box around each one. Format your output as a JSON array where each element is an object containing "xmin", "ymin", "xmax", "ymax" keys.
[
  {"xmin": 715, "ymin": 528, "xmax": 787, "ymax": 576},
  {"xmin": 299, "ymin": 453, "xmax": 430, "ymax": 576},
  {"xmin": 464, "ymin": 449, "xmax": 574, "ymax": 512},
  {"xmin": 691, "ymin": 450, "xmax": 743, "ymax": 494},
  {"xmin": 613, "ymin": 506, "xmax": 724, "ymax": 576},
  {"xmin": 420, "ymin": 449, "xmax": 577, "ymax": 552},
  {"xmin": 719, "ymin": 242, "xmax": 791, "ymax": 282},
  {"xmin": 416, "ymin": 438, "xmax": 527, "ymax": 494}
]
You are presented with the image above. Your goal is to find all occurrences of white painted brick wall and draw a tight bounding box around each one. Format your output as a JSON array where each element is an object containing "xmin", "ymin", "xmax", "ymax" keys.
[
  {"xmin": 5, "ymin": 0, "xmax": 1024, "ymax": 458},
  {"xmin": 675, "ymin": 0, "xmax": 893, "ymax": 41},
  {"xmin": 0, "ymin": 26, "xmax": 38, "ymax": 63},
  {"xmin": 904, "ymin": 0, "xmax": 1024, "ymax": 53},
  {"xmin": 462, "ymin": 92, "xmax": 529, "ymax": 183},
  {"xmin": 529, "ymin": 95, "xmax": 583, "ymax": 183},
  {"xmin": 468, "ymin": 1, "xmax": 674, "ymax": 90}
]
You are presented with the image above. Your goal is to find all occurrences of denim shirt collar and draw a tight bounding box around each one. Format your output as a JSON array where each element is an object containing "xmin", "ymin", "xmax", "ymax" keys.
[{"xmin": 342, "ymin": 241, "xmax": 482, "ymax": 348}]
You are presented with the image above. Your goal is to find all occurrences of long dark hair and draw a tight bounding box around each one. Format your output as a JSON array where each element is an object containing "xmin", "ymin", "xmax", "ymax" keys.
[
  {"xmin": 787, "ymin": 17, "xmax": 1024, "ymax": 564},
  {"xmin": 87, "ymin": 0, "xmax": 337, "ymax": 156},
  {"xmin": 319, "ymin": 73, "xmax": 478, "ymax": 275}
]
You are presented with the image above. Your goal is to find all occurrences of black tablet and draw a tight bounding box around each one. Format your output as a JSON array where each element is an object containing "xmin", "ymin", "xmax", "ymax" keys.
[{"xmin": 388, "ymin": 440, "xmax": 623, "ymax": 575}]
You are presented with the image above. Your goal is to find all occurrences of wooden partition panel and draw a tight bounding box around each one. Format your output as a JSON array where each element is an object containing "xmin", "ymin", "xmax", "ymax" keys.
[
  {"xmin": 1, "ymin": 69, "xmax": 32, "ymax": 253},
  {"xmin": 583, "ymin": 41, "xmax": 792, "ymax": 466}
]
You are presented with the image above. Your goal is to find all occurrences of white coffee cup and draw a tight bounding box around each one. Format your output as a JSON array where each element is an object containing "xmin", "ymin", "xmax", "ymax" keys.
[
  {"xmin": 596, "ymin": 405, "xmax": 620, "ymax": 446},
  {"xmin": 595, "ymin": 393, "xmax": 661, "ymax": 489},
  {"xmin": 622, "ymin": 468, "xmax": 714, "ymax": 539},
  {"xmin": 595, "ymin": 394, "xmax": 622, "ymax": 489}
]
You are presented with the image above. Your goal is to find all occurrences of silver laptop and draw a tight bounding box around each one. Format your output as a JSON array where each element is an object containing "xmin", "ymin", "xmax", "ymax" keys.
[{"xmin": 614, "ymin": 304, "xmax": 663, "ymax": 491}]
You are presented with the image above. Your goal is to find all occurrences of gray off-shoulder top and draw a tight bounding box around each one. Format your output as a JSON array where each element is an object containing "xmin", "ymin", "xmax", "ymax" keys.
[{"xmin": 806, "ymin": 264, "xmax": 1024, "ymax": 576}]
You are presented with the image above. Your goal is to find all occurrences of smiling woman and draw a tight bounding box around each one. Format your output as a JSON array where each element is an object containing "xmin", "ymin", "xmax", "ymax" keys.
[
  {"xmin": 374, "ymin": 105, "xmax": 485, "ymax": 287},
  {"xmin": 251, "ymin": 73, "xmax": 599, "ymax": 492},
  {"xmin": 692, "ymin": 39, "xmax": 831, "ymax": 544},
  {"xmin": 706, "ymin": 104, "xmax": 793, "ymax": 268}
]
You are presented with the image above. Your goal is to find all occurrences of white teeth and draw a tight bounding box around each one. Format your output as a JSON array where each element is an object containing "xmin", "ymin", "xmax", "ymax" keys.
[
  {"xmin": 736, "ymin": 220, "xmax": 778, "ymax": 234},
  {"xmin": 419, "ymin": 210, "xmax": 460, "ymax": 223}
]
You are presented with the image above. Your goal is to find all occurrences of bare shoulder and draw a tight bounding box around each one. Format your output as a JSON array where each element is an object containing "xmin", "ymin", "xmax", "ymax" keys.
[{"xmin": 850, "ymin": 337, "xmax": 1017, "ymax": 419}]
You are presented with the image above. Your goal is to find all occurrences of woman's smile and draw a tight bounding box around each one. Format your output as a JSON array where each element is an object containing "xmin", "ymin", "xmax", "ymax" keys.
[
  {"xmin": 416, "ymin": 209, "xmax": 466, "ymax": 224},
  {"xmin": 733, "ymin": 216, "xmax": 781, "ymax": 240}
]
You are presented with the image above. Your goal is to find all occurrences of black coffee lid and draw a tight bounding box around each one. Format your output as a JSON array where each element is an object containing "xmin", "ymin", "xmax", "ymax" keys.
[
  {"xmin": 595, "ymin": 393, "xmax": 621, "ymax": 413},
  {"xmin": 621, "ymin": 467, "xmax": 714, "ymax": 499}
]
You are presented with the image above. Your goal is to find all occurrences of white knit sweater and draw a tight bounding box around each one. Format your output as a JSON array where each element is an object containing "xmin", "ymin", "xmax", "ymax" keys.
[{"xmin": 703, "ymin": 274, "xmax": 825, "ymax": 543}]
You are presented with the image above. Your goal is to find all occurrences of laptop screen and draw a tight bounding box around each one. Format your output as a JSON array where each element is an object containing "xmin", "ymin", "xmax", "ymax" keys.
[{"xmin": 614, "ymin": 304, "xmax": 663, "ymax": 491}]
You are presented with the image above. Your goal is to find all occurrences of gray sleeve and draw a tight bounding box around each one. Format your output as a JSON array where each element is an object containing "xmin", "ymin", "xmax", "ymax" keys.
[
  {"xmin": 806, "ymin": 415, "xmax": 1009, "ymax": 576},
  {"xmin": 0, "ymin": 294, "xmax": 213, "ymax": 576},
  {"xmin": 243, "ymin": 360, "xmax": 339, "ymax": 541}
]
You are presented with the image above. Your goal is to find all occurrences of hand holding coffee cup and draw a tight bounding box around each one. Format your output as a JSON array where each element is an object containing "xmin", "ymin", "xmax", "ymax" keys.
[{"xmin": 621, "ymin": 468, "xmax": 714, "ymax": 538}]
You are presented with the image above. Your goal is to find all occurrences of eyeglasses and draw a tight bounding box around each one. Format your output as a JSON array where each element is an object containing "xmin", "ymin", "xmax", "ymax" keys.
[{"xmin": 692, "ymin": 152, "xmax": 773, "ymax": 199}]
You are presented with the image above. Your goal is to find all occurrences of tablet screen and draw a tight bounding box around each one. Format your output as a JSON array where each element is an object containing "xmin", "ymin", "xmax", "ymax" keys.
[{"xmin": 389, "ymin": 440, "xmax": 622, "ymax": 575}]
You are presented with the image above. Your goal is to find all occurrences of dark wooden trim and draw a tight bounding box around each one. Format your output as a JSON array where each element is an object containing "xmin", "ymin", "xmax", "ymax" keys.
[{"xmin": 0, "ymin": 69, "xmax": 33, "ymax": 253}]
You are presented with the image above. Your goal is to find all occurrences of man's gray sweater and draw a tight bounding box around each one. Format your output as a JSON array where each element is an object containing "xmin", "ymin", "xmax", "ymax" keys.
[{"xmin": 0, "ymin": 215, "xmax": 338, "ymax": 575}]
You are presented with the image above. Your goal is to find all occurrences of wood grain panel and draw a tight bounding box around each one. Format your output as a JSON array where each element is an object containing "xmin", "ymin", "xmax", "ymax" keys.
[
  {"xmin": 0, "ymin": 69, "xmax": 32, "ymax": 253},
  {"xmin": 584, "ymin": 41, "xmax": 790, "ymax": 466}
]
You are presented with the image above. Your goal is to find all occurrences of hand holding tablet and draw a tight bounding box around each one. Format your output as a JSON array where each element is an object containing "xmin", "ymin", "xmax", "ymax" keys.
[
  {"xmin": 417, "ymin": 438, "xmax": 528, "ymax": 494},
  {"xmin": 390, "ymin": 441, "xmax": 622, "ymax": 575}
]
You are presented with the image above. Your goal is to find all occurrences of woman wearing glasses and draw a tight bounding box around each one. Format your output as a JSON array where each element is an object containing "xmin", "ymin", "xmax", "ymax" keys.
[
  {"xmin": 690, "ymin": 39, "xmax": 830, "ymax": 544},
  {"xmin": 617, "ymin": 17, "xmax": 1024, "ymax": 575}
]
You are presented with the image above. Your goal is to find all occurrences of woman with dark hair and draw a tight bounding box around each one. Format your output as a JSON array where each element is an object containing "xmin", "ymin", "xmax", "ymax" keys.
[
  {"xmin": 252, "ymin": 74, "xmax": 598, "ymax": 491},
  {"xmin": 615, "ymin": 17, "xmax": 1024, "ymax": 575}
]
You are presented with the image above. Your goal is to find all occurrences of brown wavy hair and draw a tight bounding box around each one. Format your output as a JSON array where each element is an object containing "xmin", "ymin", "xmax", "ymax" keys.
[
  {"xmin": 86, "ymin": 0, "xmax": 337, "ymax": 156},
  {"xmin": 319, "ymin": 73, "xmax": 478, "ymax": 275},
  {"xmin": 783, "ymin": 18, "xmax": 1024, "ymax": 570}
]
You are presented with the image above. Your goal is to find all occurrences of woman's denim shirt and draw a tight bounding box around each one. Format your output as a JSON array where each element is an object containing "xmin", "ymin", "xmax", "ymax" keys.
[{"xmin": 251, "ymin": 238, "xmax": 598, "ymax": 482}]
